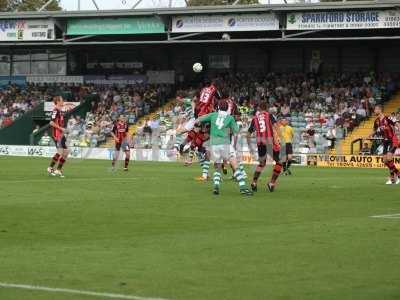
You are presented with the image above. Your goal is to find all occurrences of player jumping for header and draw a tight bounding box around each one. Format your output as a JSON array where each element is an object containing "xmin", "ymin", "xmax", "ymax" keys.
[
  {"xmin": 197, "ymin": 97, "xmax": 253, "ymax": 196},
  {"xmin": 47, "ymin": 96, "xmax": 69, "ymax": 178},
  {"xmin": 370, "ymin": 105, "xmax": 400, "ymax": 184},
  {"xmin": 247, "ymin": 102, "xmax": 283, "ymax": 192},
  {"xmin": 195, "ymin": 79, "xmax": 219, "ymax": 118}
]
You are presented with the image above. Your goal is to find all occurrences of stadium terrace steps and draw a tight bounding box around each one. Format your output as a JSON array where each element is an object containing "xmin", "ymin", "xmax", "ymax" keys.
[
  {"xmin": 339, "ymin": 94, "xmax": 400, "ymax": 155},
  {"xmin": 101, "ymin": 100, "xmax": 177, "ymax": 148}
]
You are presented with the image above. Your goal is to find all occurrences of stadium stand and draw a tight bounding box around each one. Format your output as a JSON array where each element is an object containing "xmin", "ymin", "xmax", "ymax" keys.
[
  {"xmin": 340, "ymin": 93, "xmax": 400, "ymax": 155},
  {"xmin": 0, "ymin": 85, "xmax": 42, "ymax": 128},
  {"xmin": 66, "ymin": 84, "xmax": 173, "ymax": 147},
  {"xmin": 131, "ymin": 72, "xmax": 397, "ymax": 154},
  {"xmin": 0, "ymin": 84, "xmax": 90, "ymax": 129},
  {"xmin": 0, "ymin": 71, "xmax": 395, "ymax": 155}
]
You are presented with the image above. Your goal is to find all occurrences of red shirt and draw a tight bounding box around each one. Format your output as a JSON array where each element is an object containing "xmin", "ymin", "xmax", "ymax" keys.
[
  {"xmin": 197, "ymin": 84, "xmax": 217, "ymax": 117},
  {"xmin": 113, "ymin": 121, "xmax": 128, "ymax": 142},
  {"xmin": 374, "ymin": 116, "xmax": 397, "ymax": 142},
  {"xmin": 51, "ymin": 108, "xmax": 64, "ymax": 141},
  {"xmin": 248, "ymin": 111, "xmax": 275, "ymax": 146},
  {"xmin": 187, "ymin": 130, "xmax": 209, "ymax": 149}
]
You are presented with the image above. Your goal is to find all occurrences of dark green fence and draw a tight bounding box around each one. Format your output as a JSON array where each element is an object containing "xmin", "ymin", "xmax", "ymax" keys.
[{"xmin": 0, "ymin": 103, "xmax": 44, "ymax": 145}]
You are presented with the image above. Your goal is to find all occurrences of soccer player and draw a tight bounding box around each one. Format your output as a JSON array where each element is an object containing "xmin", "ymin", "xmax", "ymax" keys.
[
  {"xmin": 111, "ymin": 115, "xmax": 131, "ymax": 171},
  {"xmin": 370, "ymin": 105, "xmax": 399, "ymax": 184},
  {"xmin": 47, "ymin": 96, "xmax": 69, "ymax": 178},
  {"xmin": 176, "ymin": 93, "xmax": 197, "ymax": 133},
  {"xmin": 227, "ymin": 97, "xmax": 247, "ymax": 179},
  {"xmin": 195, "ymin": 80, "xmax": 219, "ymax": 118},
  {"xmin": 280, "ymin": 118, "xmax": 294, "ymax": 175},
  {"xmin": 247, "ymin": 102, "xmax": 283, "ymax": 192},
  {"xmin": 185, "ymin": 124, "xmax": 211, "ymax": 181},
  {"xmin": 198, "ymin": 98, "xmax": 252, "ymax": 196}
]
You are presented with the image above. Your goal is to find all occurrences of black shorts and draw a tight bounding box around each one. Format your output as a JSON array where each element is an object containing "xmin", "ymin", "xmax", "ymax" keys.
[
  {"xmin": 285, "ymin": 143, "xmax": 293, "ymax": 155},
  {"xmin": 382, "ymin": 139, "xmax": 397, "ymax": 155},
  {"xmin": 197, "ymin": 145, "xmax": 206, "ymax": 154},
  {"xmin": 55, "ymin": 136, "xmax": 67, "ymax": 149},
  {"xmin": 257, "ymin": 144, "xmax": 280, "ymax": 163},
  {"xmin": 115, "ymin": 140, "xmax": 130, "ymax": 152},
  {"xmin": 257, "ymin": 144, "xmax": 267, "ymax": 159}
]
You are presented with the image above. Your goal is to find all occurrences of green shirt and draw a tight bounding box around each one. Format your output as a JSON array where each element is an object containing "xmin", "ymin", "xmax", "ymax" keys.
[
  {"xmin": 200, "ymin": 111, "xmax": 238, "ymax": 145},
  {"xmin": 183, "ymin": 97, "xmax": 192, "ymax": 109}
]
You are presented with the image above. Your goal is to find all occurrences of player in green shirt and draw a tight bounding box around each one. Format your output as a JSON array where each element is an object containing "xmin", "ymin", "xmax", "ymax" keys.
[{"xmin": 198, "ymin": 99, "xmax": 252, "ymax": 196}]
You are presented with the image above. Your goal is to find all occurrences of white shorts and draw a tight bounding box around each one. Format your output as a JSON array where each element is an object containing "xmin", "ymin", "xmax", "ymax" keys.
[
  {"xmin": 229, "ymin": 144, "xmax": 237, "ymax": 160},
  {"xmin": 203, "ymin": 140, "xmax": 210, "ymax": 152},
  {"xmin": 211, "ymin": 144, "xmax": 234, "ymax": 163},
  {"xmin": 183, "ymin": 118, "xmax": 196, "ymax": 132}
]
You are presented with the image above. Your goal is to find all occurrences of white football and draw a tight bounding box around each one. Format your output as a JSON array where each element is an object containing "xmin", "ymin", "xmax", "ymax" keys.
[{"xmin": 193, "ymin": 63, "xmax": 203, "ymax": 73}]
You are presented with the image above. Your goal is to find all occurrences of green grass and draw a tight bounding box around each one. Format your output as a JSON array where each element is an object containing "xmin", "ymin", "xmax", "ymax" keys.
[{"xmin": 0, "ymin": 157, "xmax": 399, "ymax": 300}]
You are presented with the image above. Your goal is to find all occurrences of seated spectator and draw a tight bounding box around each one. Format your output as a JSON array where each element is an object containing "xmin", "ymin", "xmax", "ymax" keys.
[
  {"xmin": 356, "ymin": 105, "xmax": 367, "ymax": 119},
  {"xmin": 2, "ymin": 114, "xmax": 13, "ymax": 127},
  {"xmin": 360, "ymin": 143, "xmax": 371, "ymax": 155},
  {"xmin": 38, "ymin": 131, "xmax": 53, "ymax": 146},
  {"xmin": 325, "ymin": 127, "xmax": 337, "ymax": 150}
]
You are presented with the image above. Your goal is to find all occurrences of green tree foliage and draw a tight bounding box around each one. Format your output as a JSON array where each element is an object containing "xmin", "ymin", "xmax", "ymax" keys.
[
  {"xmin": 186, "ymin": 0, "xmax": 258, "ymax": 6},
  {"xmin": 0, "ymin": 0, "xmax": 61, "ymax": 12},
  {"xmin": 17, "ymin": 0, "xmax": 61, "ymax": 11},
  {"xmin": 0, "ymin": 0, "xmax": 18, "ymax": 11}
]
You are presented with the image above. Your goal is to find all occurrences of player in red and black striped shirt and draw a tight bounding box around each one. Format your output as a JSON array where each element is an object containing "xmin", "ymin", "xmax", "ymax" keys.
[
  {"xmin": 111, "ymin": 115, "xmax": 131, "ymax": 171},
  {"xmin": 247, "ymin": 102, "xmax": 282, "ymax": 192},
  {"xmin": 47, "ymin": 96, "xmax": 69, "ymax": 177},
  {"xmin": 195, "ymin": 80, "xmax": 219, "ymax": 118},
  {"xmin": 371, "ymin": 105, "xmax": 400, "ymax": 184}
]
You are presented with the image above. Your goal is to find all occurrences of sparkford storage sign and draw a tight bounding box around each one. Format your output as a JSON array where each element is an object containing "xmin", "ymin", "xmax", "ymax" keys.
[
  {"xmin": 314, "ymin": 155, "xmax": 400, "ymax": 169},
  {"xmin": 287, "ymin": 10, "xmax": 400, "ymax": 30}
]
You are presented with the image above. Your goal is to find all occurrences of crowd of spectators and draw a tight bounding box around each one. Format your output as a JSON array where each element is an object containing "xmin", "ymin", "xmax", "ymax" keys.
[
  {"xmin": 1, "ymin": 72, "xmax": 397, "ymax": 154},
  {"xmin": 0, "ymin": 85, "xmax": 44, "ymax": 128},
  {"xmin": 0, "ymin": 83, "xmax": 172, "ymax": 147},
  {"xmin": 63, "ymin": 85, "xmax": 172, "ymax": 147},
  {"xmin": 0, "ymin": 83, "xmax": 91, "ymax": 129},
  {"xmin": 135, "ymin": 72, "xmax": 398, "ymax": 154}
]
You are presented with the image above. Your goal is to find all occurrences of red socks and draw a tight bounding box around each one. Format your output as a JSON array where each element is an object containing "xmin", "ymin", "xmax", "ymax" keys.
[
  {"xmin": 386, "ymin": 160, "xmax": 399, "ymax": 177},
  {"xmin": 57, "ymin": 157, "xmax": 66, "ymax": 170},
  {"xmin": 50, "ymin": 153, "xmax": 60, "ymax": 168},
  {"xmin": 271, "ymin": 163, "xmax": 283, "ymax": 184}
]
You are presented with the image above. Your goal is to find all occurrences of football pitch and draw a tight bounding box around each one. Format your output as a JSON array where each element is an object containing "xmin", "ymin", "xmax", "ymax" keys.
[{"xmin": 0, "ymin": 157, "xmax": 399, "ymax": 300}]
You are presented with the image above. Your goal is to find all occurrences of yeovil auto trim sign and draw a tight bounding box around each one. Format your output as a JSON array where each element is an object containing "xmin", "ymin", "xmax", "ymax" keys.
[
  {"xmin": 172, "ymin": 13, "xmax": 279, "ymax": 33},
  {"xmin": 287, "ymin": 10, "xmax": 400, "ymax": 30},
  {"xmin": 314, "ymin": 155, "xmax": 400, "ymax": 169},
  {"xmin": 67, "ymin": 17, "xmax": 165, "ymax": 35},
  {"xmin": 0, "ymin": 19, "xmax": 55, "ymax": 41}
]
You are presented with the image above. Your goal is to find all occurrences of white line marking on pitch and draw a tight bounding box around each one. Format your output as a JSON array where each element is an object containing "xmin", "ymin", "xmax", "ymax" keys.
[
  {"xmin": 0, "ymin": 282, "xmax": 171, "ymax": 300},
  {"xmin": 370, "ymin": 213, "xmax": 400, "ymax": 219},
  {"xmin": 0, "ymin": 178, "xmax": 141, "ymax": 184}
]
